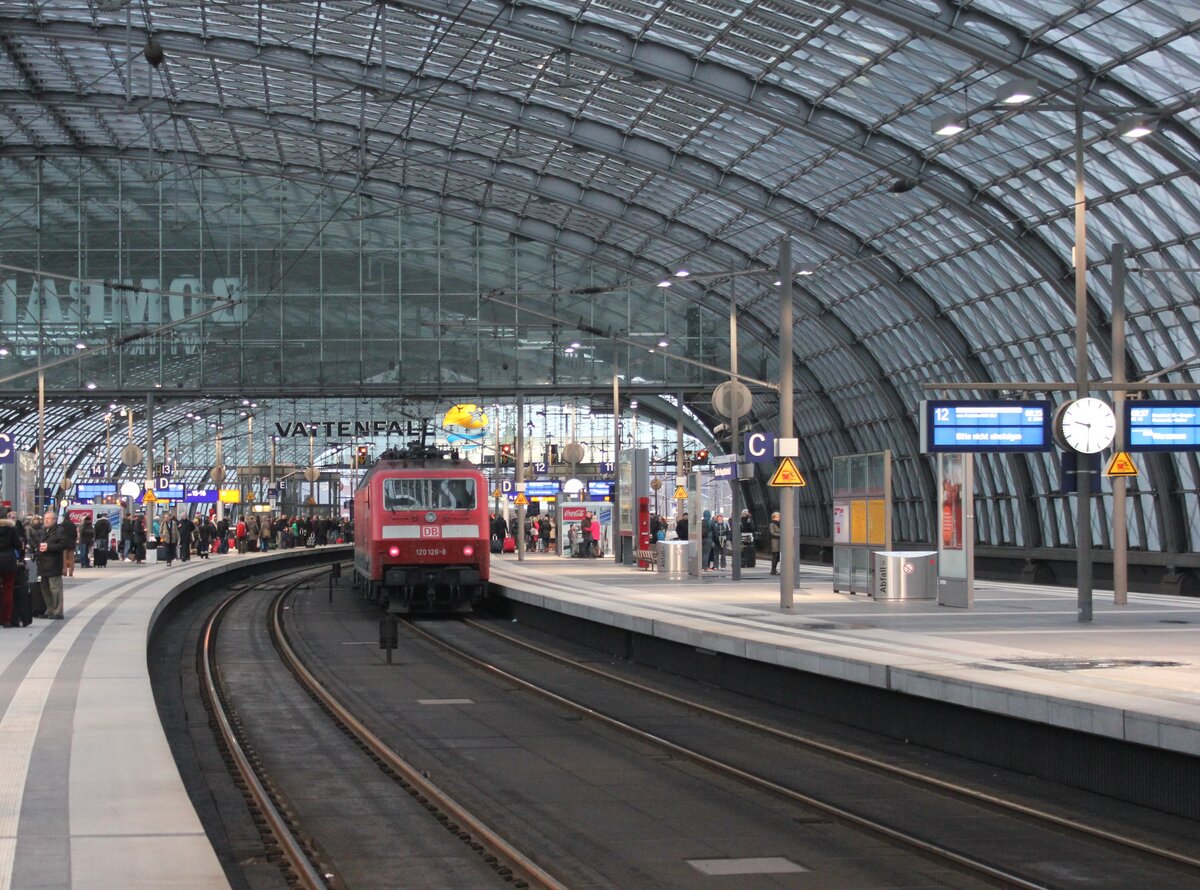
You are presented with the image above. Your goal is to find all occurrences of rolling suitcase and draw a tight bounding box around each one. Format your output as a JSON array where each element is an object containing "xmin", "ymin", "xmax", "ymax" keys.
[
  {"xmin": 93, "ymin": 547, "xmax": 108, "ymax": 568},
  {"xmin": 490, "ymin": 537, "xmax": 503, "ymax": 554},
  {"xmin": 156, "ymin": 545, "xmax": 170, "ymax": 562},
  {"xmin": 502, "ymin": 536, "xmax": 516, "ymax": 553}
]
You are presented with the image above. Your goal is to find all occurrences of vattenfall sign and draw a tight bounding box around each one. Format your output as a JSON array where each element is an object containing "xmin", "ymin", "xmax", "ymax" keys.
[{"xmin": 274, "ymin": 420, "xmax": 431, "ymax": 438}]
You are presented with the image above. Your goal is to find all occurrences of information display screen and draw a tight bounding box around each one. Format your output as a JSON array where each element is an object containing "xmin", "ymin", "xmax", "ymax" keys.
[
  {"xmin": 921, "ymin": 400, "xmax": 1052, "ymax": 453},
  {"xmin": 74, "ymin": 483, "xmax": 116, "ymax": 501},
  {"xmin": 1126, "ymin": 401, "xmax": 1200, "ymax": 451}
]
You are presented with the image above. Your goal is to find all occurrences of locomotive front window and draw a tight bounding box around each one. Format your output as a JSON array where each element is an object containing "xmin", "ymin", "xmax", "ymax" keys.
[{"xmin": 383, "ymin": 478, "xmax": 476, "ymax": 511}]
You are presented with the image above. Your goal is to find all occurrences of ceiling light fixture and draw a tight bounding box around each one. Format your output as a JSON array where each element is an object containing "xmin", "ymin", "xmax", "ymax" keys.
[
  {"xmin": 674, "ymin": 269, "xmax": 689, "ymax": 277},
  {"xmin": 657, "ymin": 279, "xmax": 672, "ymax": 288},
  {"xmin": 74, "ymin": 341, "xmax": 87, "ymax": 350},
  {"xmin": 994, "ymin": 78, "xmax": 1037, "ymax": 105},
  {"xmin": 1118, "ymin": 117, "xmax": 1155, "ymax": 139},
  {"xmin": 932, "ymin": 112, "xmax": 966, "ymax": 136},
  {"xmin": 85, "ymin": 381, "xmax": 97, "ymax": 390}
]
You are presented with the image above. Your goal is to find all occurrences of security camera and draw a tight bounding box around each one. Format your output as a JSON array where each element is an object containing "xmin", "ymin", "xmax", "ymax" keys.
[{"xmin": 143, "ymin": 38, "xmax": 164, "ymax": 68}]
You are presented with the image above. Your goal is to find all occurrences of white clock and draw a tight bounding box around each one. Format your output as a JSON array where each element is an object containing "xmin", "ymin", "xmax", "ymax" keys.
[{"xmin": 1055, "ymin": 397, "xmax": 1116, "ymax": 454}]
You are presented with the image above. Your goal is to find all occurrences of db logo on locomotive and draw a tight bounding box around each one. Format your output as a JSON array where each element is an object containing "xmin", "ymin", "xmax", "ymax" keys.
[{"xmin": 421, "ymin": 526, "xmax": 442, "ymax": 538}]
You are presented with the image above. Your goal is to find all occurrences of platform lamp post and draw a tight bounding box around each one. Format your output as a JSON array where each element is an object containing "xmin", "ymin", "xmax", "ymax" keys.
[{"xmin": 933, "ymin": 81, "xmax": 1158, "ymax": 622}]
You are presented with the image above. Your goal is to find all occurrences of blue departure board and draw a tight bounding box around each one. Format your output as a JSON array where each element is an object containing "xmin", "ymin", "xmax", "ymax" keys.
[
  {"xmin": 1126, "ymin": 402, "xmax": 1200, "ymax": 450},
  {"xmin": 921, "ymin": 400, "xmax": 1052, "ymax": 453}
]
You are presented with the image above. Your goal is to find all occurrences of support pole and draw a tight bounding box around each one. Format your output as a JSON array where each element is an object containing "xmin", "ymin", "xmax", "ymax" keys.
[
  {"xmin": 613, "ymin": 350, "xmax": 621, "ymax": 562},
  {"xmin": 37, "ymin": 370, "xmax": 45, "ymax": 515},
  {"xmin": 1111, "ymin": 242, "xmax": 1127, "ymax": 606},
  {"xmin": 146, "ymin": 393, "xmax": 155, "ymax": 531},
  {"xmin": 515, "ymin": 394, "xmax": 525, "ymax": 562},
  {"xmin": 1074, "ymin": 90, "xmax": 1093, "ymax": 623},
  {"xmin": 729, "ymin": 279, "xmax": 742, "ymax": 581},
  {"xmin": 779, "ymin": 237, "xmax": 795, "ymax": 609}
]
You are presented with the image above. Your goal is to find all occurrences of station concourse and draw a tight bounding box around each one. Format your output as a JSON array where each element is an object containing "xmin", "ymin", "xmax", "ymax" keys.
[{"xmin": 0, "ymin": 0, "xmax": 1198, "ymax": 886}]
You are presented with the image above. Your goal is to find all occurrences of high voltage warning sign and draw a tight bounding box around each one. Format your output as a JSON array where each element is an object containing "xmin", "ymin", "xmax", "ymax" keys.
[
  {"xmin": 514, "ymin": 492, "xmax": 529, "ymax": 506},
  {"xmin": 769, "ymin": 457, "xmax": 807, "ymax": 487},
  {"xmin": 673, "ymin": 485, "xmax": 689, "ymax": 500},
  {"xmin": 1105, "ymin": 452, "xmax": 1138, "ymax": 478}
]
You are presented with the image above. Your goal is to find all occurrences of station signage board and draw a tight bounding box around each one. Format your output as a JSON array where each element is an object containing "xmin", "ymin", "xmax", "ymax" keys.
[
  {"xmin": 1125, "ymin": 401, "xmax": 1200, "ymax": 450},
  {"xmin": 218, "ymin": 489, "xmax": 242, "ymax": 504},
  {"xmin": 587, "ymin": 481, "xmax": 613, "ymax": 498},
  {"xmin": 920, "ymin": 400, "xmax": 1052, "ymax": 453},
  {"xmin": 75, "ymin": 483, "xmax": 116, "ymax": 501},
  {"xmin": 153, "ymin": 484, "xmax": 184, "ymax": 500},
  {"xmin": 184, "ymin": 488, "xmax": 219, "ymax": 503},
  {"xmin": 508, "ymin": 480, "xmax": 559, "ymax": 499}
]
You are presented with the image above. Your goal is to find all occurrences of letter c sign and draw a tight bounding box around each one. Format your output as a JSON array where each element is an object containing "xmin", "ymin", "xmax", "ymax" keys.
[
  {"xmin": 745, "ymin": 432, "xmax": 775, "ymax": 464},
  {"xmin": 0, "ymin": 432, "xmax": 13, "ymax": 464}
]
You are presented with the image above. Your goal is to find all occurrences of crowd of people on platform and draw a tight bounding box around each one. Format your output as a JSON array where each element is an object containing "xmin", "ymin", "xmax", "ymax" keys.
[
  {"xmin": 0, "ymin": 507, "xmax": 351, "ymax": 627},
  {"xmin": 485, "ymin": 505, "xmax": 782, "ymax": 572}
]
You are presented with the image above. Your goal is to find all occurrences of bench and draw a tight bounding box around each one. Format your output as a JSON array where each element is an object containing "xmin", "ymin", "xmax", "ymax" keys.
[{"xmin": 635, "ymin": 548, "xmax": 658, "ymax": 570}]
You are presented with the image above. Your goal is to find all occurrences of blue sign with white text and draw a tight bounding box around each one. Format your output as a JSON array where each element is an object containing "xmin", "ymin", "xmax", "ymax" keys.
[
  {"xmin": 921, "ymin": 400, "xmax": 1051, "ymax": 453},
  {"xmin": 1126, "ymin": 402, "xmax": 1200, "ymax": 450},
  {"xmin": 0, "ymin": 432, "xmax": 12, "ymax": 464},
  {"xmin": 744, "ymin": 432, "xmax": 776, "ymax": 463}
]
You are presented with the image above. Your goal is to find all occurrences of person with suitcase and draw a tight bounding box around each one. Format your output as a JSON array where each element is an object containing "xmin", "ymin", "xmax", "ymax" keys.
[
  {"xmin": 36, "ymin": 511, "xmax": 71, "ymax": 620},
  {"xmin": 0, "ymin": 510, "xmax": 21, "ymax": 627},
  {"xmin": 94, "ymin": 514, "xmax": 111, "ymax": 567}
]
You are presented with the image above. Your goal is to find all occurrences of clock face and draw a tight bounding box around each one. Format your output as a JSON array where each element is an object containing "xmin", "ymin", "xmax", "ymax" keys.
[{"xmin": 1058, "ymin": 397, "xmax": 1116, "ymax": 454}]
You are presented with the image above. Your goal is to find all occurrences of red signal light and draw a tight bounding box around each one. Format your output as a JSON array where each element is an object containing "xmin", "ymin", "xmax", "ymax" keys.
[
  {"xmin": 462, "ymin": 545, "xmax": 475, "ymax": 557},
  {"xmin": 388, "ymin": 545, "xmax": 400, "ymax": 557}
]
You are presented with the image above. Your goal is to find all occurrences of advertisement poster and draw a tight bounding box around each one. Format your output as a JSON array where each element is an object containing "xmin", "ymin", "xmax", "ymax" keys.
[
  {"xmin": 940, "ymin": 452, "xmax": 964, "ymax": 551},
  {"xmin": 832, "ymin": 501, "xmax": 849, "ymax": 544}
]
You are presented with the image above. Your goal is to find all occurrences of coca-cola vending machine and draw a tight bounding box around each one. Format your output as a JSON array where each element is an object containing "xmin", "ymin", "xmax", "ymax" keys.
[{"xmin": 637, "ymin": 496, "xmax": 651, "ymax": 568}]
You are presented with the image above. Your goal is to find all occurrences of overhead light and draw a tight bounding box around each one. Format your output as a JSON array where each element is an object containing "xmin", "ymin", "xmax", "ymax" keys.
[
  {"xmin": 1119, "ymin": 117, "xmax": 1155, "ymax": 139},
  {"xmin": 154, "ymin": 382, "xmax": 162, "ymax": 388},
  {"xmin": 995, "ymin": 78, "xmax": 1037, "ymax": 105},
  {"xmin": 797, "ymin": 263, "xmax": 816, "ymax": 276},
  {"xmin": 242, "ymin": 399, "xmax": 250, "ymax": 406},
  {"xmin": 674, "ymin": 269, "xmax": 689, "ymax": 278},
  {"xmin": 108, "ymin": 403, "xmax": 118, "ymax": 410},
  {"xmin": 657, "ymin": 339, "xmax": 669, "ymax": 347},
  {"xmin": 564, "ymin": 347, "xmax": 575, "ymax": 355},
  {"xmin": 85, "ymin": 381, "xmax": 97, "ymax": 390},
  {"xmin": 773, "ymin": 279, "xmax": 782, "ymax": 286},
  {"xmin": 657, "ymin": 279, "xmax": 672, "ymax": 288},
  {"xmin": 0, "ymin": 346, "xmax": 8, "ymax": 356},
  {"xmin": 250, "ymin": 402, "xmax": 258, "ymax": 408},
  {"xmin": 570, "ymin": 341, "xmax": 581, "ymax": 349},
  {"xmin": 74, "ymin": 341, "xmax": 87, "ymax": 350},
  {"xmin": 932, "ymin": 112, "xmax": 966, "ymax": 136}
]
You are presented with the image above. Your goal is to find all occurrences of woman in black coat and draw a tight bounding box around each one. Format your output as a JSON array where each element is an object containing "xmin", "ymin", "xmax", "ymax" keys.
[{"xmin": 0, "ymin": 511, "xmax": 22, "ymax": 627}]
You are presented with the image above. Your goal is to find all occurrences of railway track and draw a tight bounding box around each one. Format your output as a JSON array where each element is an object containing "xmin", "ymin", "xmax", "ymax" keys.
[
  {"xmin": 199, "ymin": 566, "xmax": 566, "ymax": 890},
  {"xmin": 402, "ymin": 615, "xmax": 1200, "ymax": 890}
]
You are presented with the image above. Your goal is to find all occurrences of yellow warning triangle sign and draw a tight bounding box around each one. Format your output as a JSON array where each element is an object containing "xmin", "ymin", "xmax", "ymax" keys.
[
  {"xmin": 491, "ymin": 488, "xmax": 502, "ymax": 499},
  {"xmin": 514, "ymin": 492, "xmax": 529, "ymax": 506},
  {"xmin": 1105, "ymin": 451, "xmax": 1138, "ymax": 478},
  {"xmin": 673, "ymin": 485, "xmax": 688, "ymax": 500},
  {"xmin": 142, "ymin": 490, "xmax": 157, "ymax": 503},
  {"xmin": 769, "ymin": 456, "xmax": 807, "ymax": 487}
]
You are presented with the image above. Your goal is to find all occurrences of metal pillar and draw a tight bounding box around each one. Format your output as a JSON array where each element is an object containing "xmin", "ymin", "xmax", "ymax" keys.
[
  {"xmin": 729, "ymin": 279, "xmax": 742, "ymax": 581},
  {"xmin": 1074, "ymin": 91, "xmax": 1093, "ymax": 623},
  {"xmin": 515, "ymin": 394, "xmax": 525, "ymax": 562},
  {"xmin": 36, "ymin": 370, "xmax": 45, "ymax": 515},
  {"xmin": 779, "ymin": 237, "xmax": 795, "ymax": 609},
  {"xmin": 612, "ymin": 353, "xmax": 621, "ymax": 562},
  {"xmin": 146, "ymin": 393, "xmax": 155, "ymax": 528},
  {"xmin": 1111, "ymin": 242, "xmax": 1127, "ymax": 606}
]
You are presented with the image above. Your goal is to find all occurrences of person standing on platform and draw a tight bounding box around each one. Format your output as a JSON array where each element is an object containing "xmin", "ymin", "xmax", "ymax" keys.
[
  {"xmin": 60, "ymin": 512, "xmax": 78, "ymax": 577},
  {"xmin": 580, "ymin": 514, "xmax": 593, "ymax": 558},
  {"xmin": 247, "ymin": 516, "xmax": 260, "ymax": 553},
  {"xmin": 589, "ymin": 513, "xmax": 601, "ymax": 557},
  {"xmin": 161, "ymin": 512, "xmax": 180, "ymax": 565},
  {"xmin": 178, "ymin": 514, "xmax": 196, "ymax": 562},
  {"xmin": 0, "ymin": 511, "xmax": 21, "ymax": 627},
  {"xmin": 675, "ymin": 512, "xmax": 689, "ymax": 541},
  {"xmin": 713, "ymin": 513, "xmax": 730, "ymax": 570},
  {"xmin": 701, "ymin": 509, "xmax": 715, "ymax": 571},
  {"xmin": 78, "ymin": 516, "xmax": 95, "ymax": 569},
  {"xmin": 235, "ymin": 517, "xmax": 247, "ymax": 553},
  {"xmin": 769, "ymin": 511, "xmax": 781, "ymax": 575},
  {"xmin": 197, "ymin": 516, "xmax": 214, "ymax": 559},
  {"xmin": 120, "ymin": 514, "xmax": 134, "ymax": 561},
  {"xmin": 37, "ymin": 511, "xmax": 70, "ymax": 620}
]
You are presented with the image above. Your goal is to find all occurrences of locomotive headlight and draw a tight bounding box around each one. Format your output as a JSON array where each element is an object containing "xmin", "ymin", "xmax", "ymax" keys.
[
  {"xmin": 462, "ymin": 545, "xmax": 475, "ymax": 557},
  {"xmin": 388, "ymin": 545, "xmax": 401, "ymax": 558},
  {"xmin": 425, "ymin": 511, "xmax": 437, "ymax": 523}
]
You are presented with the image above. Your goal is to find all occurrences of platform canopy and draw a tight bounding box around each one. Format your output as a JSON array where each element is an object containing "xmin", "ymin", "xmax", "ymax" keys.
[{"xmin": 0, "ymin": 0, "xmax": 1198, "ymax": 557}]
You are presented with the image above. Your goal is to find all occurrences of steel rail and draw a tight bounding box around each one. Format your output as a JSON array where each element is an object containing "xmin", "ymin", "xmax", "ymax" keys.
[
  {"xmin": 407, "ymin": 618, "xmax": 1059, "ymax": 890},
  {"xmin": 270, "ymin": 586, "xmax": 568, "ymax": 890},
  {"xmin": 200, "ymin": 577, "xmax": 332, "ymax": 890},
  {"xmin": 462, "ymin": 617, "xmax": 1200, "ymax": 873}
]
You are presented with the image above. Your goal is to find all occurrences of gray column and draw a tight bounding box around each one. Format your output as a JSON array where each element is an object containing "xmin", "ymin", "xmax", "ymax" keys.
[
  {"xmin": 779, "ymin": 237, "xmax": 795, "ymax": 609},
  {"xmin": 729, "ymin": 280, "xmax": 742, "ymax": 581},
  {"xmin": 1111, "ymin": 242, "xmax": 1127, "ymax": 606},
  {"xmin": 515, "ymin": 394, "xmax": 525, "ymax": 562},
  {"xmin": 1074, "ymin": 91, "xmax": 1092, "ymax": 623}
]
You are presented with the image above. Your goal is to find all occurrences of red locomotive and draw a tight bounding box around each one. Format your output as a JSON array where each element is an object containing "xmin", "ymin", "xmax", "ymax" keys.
[{"xmin": 353, "ymin": 450, "xmax": 490, "ymax": 613}]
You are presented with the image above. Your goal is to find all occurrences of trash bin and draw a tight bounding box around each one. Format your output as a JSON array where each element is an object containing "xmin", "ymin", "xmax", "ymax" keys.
[
  {"xmin": 872, "ymin": 551, "xmax": 937, "ymax": 600},
  {"xmin": 658, "ymin": 540, "xmax": 688, "ymax": 576},
  {"xmin": 740, "ymin": 532, "xmax": 756, "ymax": 568}
]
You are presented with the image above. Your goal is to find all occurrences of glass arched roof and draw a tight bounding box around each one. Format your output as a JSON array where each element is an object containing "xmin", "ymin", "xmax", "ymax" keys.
[{"xmin": 0, "ymin": 0, "xmax": 1198, "ymax": 557}]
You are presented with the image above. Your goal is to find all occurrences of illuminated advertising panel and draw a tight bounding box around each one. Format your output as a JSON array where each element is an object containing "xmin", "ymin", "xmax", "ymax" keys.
[
  {"xmin": 920, "ymin": 400, "xmax": 1051, "ymax": 453},
  {"xmin": 1126, "ymin": 402, "xmax": 1200, "ymax": 451}
]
